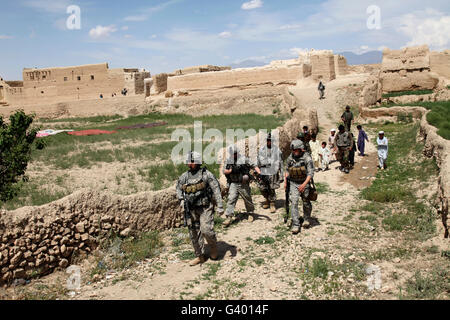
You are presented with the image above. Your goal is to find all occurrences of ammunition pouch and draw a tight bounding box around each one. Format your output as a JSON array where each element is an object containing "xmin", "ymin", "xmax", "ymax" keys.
[
  {"xmin": 288, "ymin": 166, "xmax": 307, "ymax": 182},
  {"xmin": 182, "ymin": 181, "xmax": 206, "ymax": 194},
  {"xmin": 182, "ymin": 174, "xmax": 210, "ymax": 206}
]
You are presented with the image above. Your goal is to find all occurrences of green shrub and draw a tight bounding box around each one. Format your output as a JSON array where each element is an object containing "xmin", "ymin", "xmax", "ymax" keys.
[{"xmin": 0, "ymin": 111, "xmax": 43, "ymax": 202}]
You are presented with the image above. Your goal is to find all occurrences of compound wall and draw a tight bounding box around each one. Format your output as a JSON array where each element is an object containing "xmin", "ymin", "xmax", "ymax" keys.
[{"xmin": 167, "ymin": 66, "xmax": 303, "ymax": 91}]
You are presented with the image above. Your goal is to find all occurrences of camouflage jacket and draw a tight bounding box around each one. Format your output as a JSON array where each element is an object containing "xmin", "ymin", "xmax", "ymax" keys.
[
  {"xmin": 223, "ymin": 155, "xmax": 256, "ymax": 184},
  {"xmin": 286, "ymin": 152, "xmax": 314, "ymax": 183},
  {"xmin": 335, "ymin": 131, "xmax": 352, "ymax": 148},
  {"xmin": 176, "ymin": 168, "xmax": 224, "ymax": 209}
]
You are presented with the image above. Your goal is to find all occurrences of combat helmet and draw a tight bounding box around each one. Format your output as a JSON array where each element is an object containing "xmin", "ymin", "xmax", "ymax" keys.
[
  {"xmin": 291, "ymin": 140, "xmax": 305, "ymax": 151},
  {"xmin": 185, "ymin": 151, "xmax": 202, "ymax": 164}
]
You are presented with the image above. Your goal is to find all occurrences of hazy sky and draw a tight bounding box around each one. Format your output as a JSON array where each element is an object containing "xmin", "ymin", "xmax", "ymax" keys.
[{"xmin": 0, "ymin": 0, "xmax": 449, "ymax": 80}]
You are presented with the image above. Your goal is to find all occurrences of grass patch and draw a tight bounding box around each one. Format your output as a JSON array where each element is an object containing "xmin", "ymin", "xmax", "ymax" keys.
[
  {"xmin": 377, "ymin": 100, "xmax": 450, "ymax": 140},
  {"xmin": 360, "ymin": 123, "xmax": 438, "ymax": 239},
  {"xmin": 254, "ymin": 258, "xmax": 265, "ymax": 266},
  {"xmin": 90, "ymin": 231, "xmax": 163, "ymax": 279},
  {"xmin": 178, "ymin": 251, "xmax": 196, "ymax": 261},
  {"xmin": 202, "ymin": 263, "xmax": 221, "ymax": 280},
  {"xmin": 382, "ymin": 89, "xmax": 433, "ymax": 98},
  {"xmin": 15, "ymin": 281, "xmax": 68, "ymax": 300},
  {"xmin": 254, "ymin": 236, "xmax": 275, "ymax": 245},
  {"xmin": 315, "ymin": 182, "xmax": 330, "ymax": 194},
  {"xmin": 400, "ymin": 267, "xmax": 449, "ymax": 299}
]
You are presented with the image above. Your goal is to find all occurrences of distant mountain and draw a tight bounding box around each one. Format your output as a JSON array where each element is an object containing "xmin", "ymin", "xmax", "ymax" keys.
[
  {"xmin": 229, "ymin": 59, "xmax": 268, "ymax": 69},
  {"xmin": 338, "ymin": 51, "xmax": 383, "ymax": 65},
  {"xmin": 229, "ymin": 50, "xmax": 383, "ymax": 69}
]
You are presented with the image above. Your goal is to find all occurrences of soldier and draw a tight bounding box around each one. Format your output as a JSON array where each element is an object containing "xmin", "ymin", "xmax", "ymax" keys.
[
  {"xmin": 341, "ymin": 106, "xmax": 354, "ymax": 132},
  {"xmin": 296, "ymin": 132, "xmax": 312, "ymax": 154},
  {"xmin": 318, "ymin": 81, "xmax": 325, "ymax": 100},
  {"xmin": 255, "ymin": 133, "xmax": 284, "ymax": 213},
  {"xmin": 335, "ymin": 125, "xmax": 352, "ymax": 174},
  {"xmin": 222, "ymin": 145, "xmax": 257, "ymax": 227},
  {"xmin": 285, "ymin": 140, "xmax": 315, "ymax": 234},
  {"xmin": 176, "ymin": 151, "xmax": 224, "ymax": 266}
]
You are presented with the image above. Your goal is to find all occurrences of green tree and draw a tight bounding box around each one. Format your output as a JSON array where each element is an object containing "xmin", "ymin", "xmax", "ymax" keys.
[{"xmin": 0, "ymin": 111, "xmax": 43, "ymax": 202}]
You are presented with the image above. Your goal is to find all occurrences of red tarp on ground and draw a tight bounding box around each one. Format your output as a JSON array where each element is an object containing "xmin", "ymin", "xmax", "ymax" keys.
[{"xmin": 67, "ymin": 129, "xmax": 117, "ymax": 136}]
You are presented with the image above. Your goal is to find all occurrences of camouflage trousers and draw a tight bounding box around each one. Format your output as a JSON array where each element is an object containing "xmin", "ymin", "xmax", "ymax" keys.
[
  {"xmin": 260, "ymin": 188, "xmax": 277, "ymax": 202},
  {"xmin": 337, "ymin": 147, "xmax": 350, "ymax": 169},
  {"xmin": 189, "ymin": 202, "xmax": 217, "ymax": 258},
  {"xmin": 225, "ymin": 182, "xmax": 255, "ymax": 217},
  {"xmin": 289, "ymin": 180, "xmax": 312, "ymax": 228},
  {"xmin": 344, "ymin": 121, "xmax": 352, "ymax": 132}
]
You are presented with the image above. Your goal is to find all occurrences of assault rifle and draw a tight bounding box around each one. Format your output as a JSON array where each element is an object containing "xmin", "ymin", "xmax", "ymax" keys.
[
  {"xmin": 284, "ymin": 177, "xmax": 290, "ymax": 224},
  {"xmin": 182, "ymin": 191, "xmax": 192, "ymax": 228},
  {"xmin": 254, "ymin": 169, "xmax": 271, "ymax": 190}
]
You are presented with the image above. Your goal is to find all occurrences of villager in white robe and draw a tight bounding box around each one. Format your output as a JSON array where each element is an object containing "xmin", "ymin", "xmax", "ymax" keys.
[
  {"xmin": 377, "ymin": 135, "xmax": 388, "ymax": 169},
  {"xmin": 318, "ymin": 146, "xmax": 331, "ymax": 170}
]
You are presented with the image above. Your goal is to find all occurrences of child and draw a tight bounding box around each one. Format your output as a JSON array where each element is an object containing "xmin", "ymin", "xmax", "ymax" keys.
[
  {"xmin": 309, "ymin": 133, "xmax": 320, "ymax": 171},
  {"xmin": 357, "ymin": 125, "xmax": 369, "ymax": 156},
  {"xmin": 328, "ymin": 129, "xmax": 337, "ymax": 162},
  {"xmin": 318, "ymin": 142, "xmax": 331, "ymax": 171}
]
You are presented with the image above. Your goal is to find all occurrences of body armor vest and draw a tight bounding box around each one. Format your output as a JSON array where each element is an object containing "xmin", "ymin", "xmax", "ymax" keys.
[
  {"xmin": 182, "ymin": 169, "xmax": 211, "ymax": 206},
  {"xmin": 288, "ymin": 159, "xmax": 307, "ymax": 182}
]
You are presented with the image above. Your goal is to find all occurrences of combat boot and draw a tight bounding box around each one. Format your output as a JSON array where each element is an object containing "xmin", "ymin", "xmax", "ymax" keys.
[
  {"xmin": 291, "ymin": 226, "xmax": 301, "ymax": 235},
  {"xmin": 270, "ymin": 202, "xmax": 276, "ymax": 213},
  {"xmin": 189, "ymin": 255, "xmax": 206, "ymax": 266},
  {"xmin": 210, "ymin": 244, "xmax": 218, "ymax": 260},
  {"xmin": 302, "ymin": 219, "xmax": 311, "ymax": 229},
  {"xmin": 263, "ymin": 199, "xmax": 269, "ymax": 209}
]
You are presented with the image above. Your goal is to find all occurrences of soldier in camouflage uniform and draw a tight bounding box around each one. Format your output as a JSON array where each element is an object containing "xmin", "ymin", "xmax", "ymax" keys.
[
  {"xmin": 285, "ymin": 140, "xmax": 315, "ymax": 234},
  {"xmin": 255, "ymin": 133, "xmax": 284, "ymax": 213},
  {"xmin": 176, "ymin": 152, "xmax": 224, "ymax": 266},
  {"xmin": 335, "ymin": 125, "xmax": 352, "ymax": 174},
  {"xmin": 341, "ymin": 105, "xmax": 354, "ymax": 132},
  {"xmin": 296, "ymin": 132, "xmax": 312, "ymax": 154},
  {"xmin": 222, "ymin": 145, "xmax": 256, "ymax": 227}
]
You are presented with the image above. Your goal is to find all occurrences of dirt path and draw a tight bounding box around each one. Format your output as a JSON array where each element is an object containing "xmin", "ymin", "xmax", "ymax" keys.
[{"xmin": 71, "ymin": 75, "xmax": 395, "ymax": 300}]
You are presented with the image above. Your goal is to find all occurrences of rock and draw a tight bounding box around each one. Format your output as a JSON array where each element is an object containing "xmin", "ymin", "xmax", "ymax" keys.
[
  {"xmin": 81, "ymin": 234, "xmax": 89, "ymax": 242},
  {"xmin": 75, "ymin": 222, "xmax": 85, "ymax": 233},
  {"xmin": 393, "ymin": 258, "xmax": 401, "ymax": 263},
  {"xmin": 13, "ymin": 268, "xmax": 26, "ymax": 278},
  {"xmin": 59, "ymin": 259, "xmax": 69, "ymax": 268},
  {"xmin": 10, "ymin": 252, "xmax": 23, "ymax": 267},
  {"xmin": 12, "ymin": 278, "xmax": 26, "ymax": 287},
  {"xmin": 120, "ymin": 228, "xmax": 131, "ymax": 237}
]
